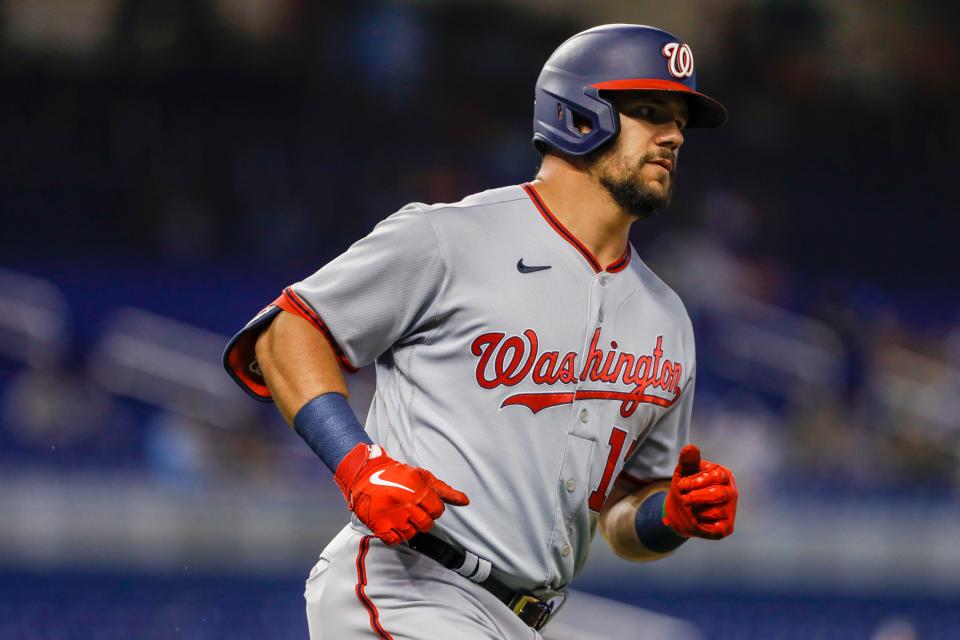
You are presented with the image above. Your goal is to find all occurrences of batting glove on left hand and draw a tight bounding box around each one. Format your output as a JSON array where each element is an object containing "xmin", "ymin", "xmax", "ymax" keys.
[{"xmin": 334, "ymin": 443, "xmax": 470, "ymax": 545}]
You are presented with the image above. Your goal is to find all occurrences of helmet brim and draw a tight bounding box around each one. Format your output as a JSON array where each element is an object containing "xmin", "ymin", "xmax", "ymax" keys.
[{"xmin": 591, "ymin": 78, "xmax": 728, "ymax": 128}]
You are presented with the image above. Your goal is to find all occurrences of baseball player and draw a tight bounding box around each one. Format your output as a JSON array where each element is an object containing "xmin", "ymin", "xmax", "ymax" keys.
[{"xmin": 224, "ymin": 24, "xmax": 738, "ymax": 639}]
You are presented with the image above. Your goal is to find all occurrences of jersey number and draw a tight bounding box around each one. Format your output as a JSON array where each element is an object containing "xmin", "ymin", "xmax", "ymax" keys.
[{"xmin": 587, "ymin": 426, "xmax": 636, "ymax": 512}]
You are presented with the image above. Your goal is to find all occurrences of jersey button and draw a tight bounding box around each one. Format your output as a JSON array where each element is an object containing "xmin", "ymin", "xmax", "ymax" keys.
[
  {"xmin": 566, "ymin": 479, "xmax": 576, "ymax": 492},
  {"xmin": 598, "ymin": 275, "xmax": 608, "ymax": 287},
  {"xmin": 598, "ymin": 309, "xmax": 604, "ymax": 323},
  {"xmin": 579, "ymin": 409, "xmax": 589, "ymax": 423},
  {"xmin": 560, "ymin": 544, "xmax": 571, "ymax": 557}
]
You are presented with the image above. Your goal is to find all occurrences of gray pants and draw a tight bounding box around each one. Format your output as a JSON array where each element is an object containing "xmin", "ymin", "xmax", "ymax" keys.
[{"xmin": 305, "ymin": 524, "xmax": 541, "ymax": 640}]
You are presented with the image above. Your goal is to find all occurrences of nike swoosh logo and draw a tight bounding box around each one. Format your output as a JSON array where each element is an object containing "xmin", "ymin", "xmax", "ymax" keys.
[
  {"xmin": 517, "ymin": 259, "xmax": 552, "ymax": 274},
  {"xmin": 369, "ymin": 470, "xmax": 415, "ymax": 493}
]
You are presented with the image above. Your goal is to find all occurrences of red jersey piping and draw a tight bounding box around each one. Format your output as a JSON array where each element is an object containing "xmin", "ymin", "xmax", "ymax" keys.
[
  {"xmin": 521, "ymin": 183, "xmax": 632, "ymax": 273},
  {"xmin": 275, "ymin": 287, "xmax": 359, "ymax": 373},
  {"xmin": 355, "ymin": 535, "xmax": 394, "ymax": 640}
]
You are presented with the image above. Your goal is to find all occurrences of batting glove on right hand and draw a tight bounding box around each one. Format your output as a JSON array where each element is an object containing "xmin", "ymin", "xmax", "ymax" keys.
[
  {"xmin": 334, "ymin": 443, "xmax": 470, "ymax": 545},
  {"xmin": 663, "ymin": 444, "xmax": 738, "ymax": 540}
]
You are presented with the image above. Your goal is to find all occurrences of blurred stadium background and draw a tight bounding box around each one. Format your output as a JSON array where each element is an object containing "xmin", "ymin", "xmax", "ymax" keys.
[{"xmin": 1, "ymin": 0, "xmax": 958, "ymax": 638}]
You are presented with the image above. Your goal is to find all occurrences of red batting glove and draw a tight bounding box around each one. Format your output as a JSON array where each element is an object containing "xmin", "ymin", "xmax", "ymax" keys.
[
  {"xmin": 334, "ymin": 443, "xmax": 470, "ymax": 545},
  {"xmin": 663, "ymin": 444, "xmax": 738, "ymax": 540}
]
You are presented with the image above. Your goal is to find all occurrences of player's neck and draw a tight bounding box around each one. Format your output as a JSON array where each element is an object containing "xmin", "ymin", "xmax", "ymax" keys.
[{"xmin": 531, "ymin": 160, "xmax": 634, "ymax": 269}]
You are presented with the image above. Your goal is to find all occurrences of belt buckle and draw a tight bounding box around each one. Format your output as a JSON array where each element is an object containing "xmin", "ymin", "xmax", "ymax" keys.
[{"xmin": 509, "ymin": 593, "xmax": 553, "ymax": 631}]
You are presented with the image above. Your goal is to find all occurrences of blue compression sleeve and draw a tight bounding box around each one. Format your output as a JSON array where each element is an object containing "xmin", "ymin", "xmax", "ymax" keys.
[
  {"xmin": 634, "ymin": 491, "xmax": 688, "ymax": 553},
  {"xmin": 293, "ymin": 392, "xmax": 373, "ymax": 473}
]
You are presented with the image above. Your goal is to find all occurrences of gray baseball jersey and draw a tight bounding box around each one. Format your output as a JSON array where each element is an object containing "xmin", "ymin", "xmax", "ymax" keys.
[{"xmin": 225, "ymin": 182, "xmax": 694, "ymax": 593}]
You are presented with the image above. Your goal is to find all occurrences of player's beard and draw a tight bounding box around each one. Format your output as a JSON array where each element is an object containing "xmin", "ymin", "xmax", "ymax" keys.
[{"xmin": 590, "ymin": 149, "xmax": 675, "ymax": 220}]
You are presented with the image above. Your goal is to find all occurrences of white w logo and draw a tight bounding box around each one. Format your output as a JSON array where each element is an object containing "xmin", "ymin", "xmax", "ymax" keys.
[{"xmin": 661, "ymin": 42, "xmax": 695, "ymax": 79}]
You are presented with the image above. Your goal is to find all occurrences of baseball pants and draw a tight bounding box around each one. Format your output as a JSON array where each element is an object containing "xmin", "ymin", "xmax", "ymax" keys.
[{"xmin": 305, "ymin": 524, "xmax": 541, "ymax": 640}]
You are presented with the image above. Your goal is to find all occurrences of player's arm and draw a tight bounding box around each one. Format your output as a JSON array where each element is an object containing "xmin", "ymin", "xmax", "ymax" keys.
[
  {"xmin": 599, "ymin": 445, "xmax": 738, "ymax": 561},
  {"xmin": 254, "ymin": 310, "xmax": 469, "ymax": 545},
  {"xmin": 599, "ymin": 477, "xmax": 675, "ymax": 561},
  {"xmin": 255, "ymin": 309, "xmax": 373, "ymax": 471},
  {"xmin": 255, "ymin": 310, "xmax": 349, "ymax": 425}
]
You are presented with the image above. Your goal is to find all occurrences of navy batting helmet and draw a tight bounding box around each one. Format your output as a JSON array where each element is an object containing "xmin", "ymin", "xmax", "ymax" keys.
[{"xmin": 533, "ymin": 24, "xmax": 727, "ymax": 156}]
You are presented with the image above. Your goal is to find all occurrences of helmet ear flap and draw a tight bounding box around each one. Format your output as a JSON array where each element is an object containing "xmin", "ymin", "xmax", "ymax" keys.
[{"xmin": 533, "ymin": 84, "xmax": 619, "ymax": 156}]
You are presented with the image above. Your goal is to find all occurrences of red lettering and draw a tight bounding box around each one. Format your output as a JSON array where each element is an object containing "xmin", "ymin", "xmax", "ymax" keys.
[
  {"xmin": 580, "ymin": 328, "xmax": 604, "ymax": 382},
  {"xmin": 471, "ymin": 332, "xmax": 504, "ymax": 389},
  {"xmin": 495, "ymin": 336, "xmax": 524, "ymax": 383},
  {"xmin": 670, "ymin": 363, "xmax": 682, "ymax": 393},
  {"xmin": 495, "ymin": 330, "xmax": 538, "ymax": 386},
  {"xmin": 588, "ymin": 426, "xmax": 628, "ymax": 512},
  {"xmin": 558, "ymin": 353, "xmax": 577, "ymax": 383},
  {"xmin": 532, "ymin": 351, "xmax": 560, "ymax": 384},
  {"xmin": 651, "ymin": 336, "xmax": 664, "ymax": 388},
  {"xmin": 599, "ymin": 342, "xmax": 619, "ymax": 382},
  {"xmin": 612, "ymin": 353, "xmax": 634, "ymax": 384},
  {"xmin": 628, "ymin": 355, "xmax": 652, "ymax": 388},
  {"xmin": 472, "ymin": 328, "xmax": 682, "ymax": 411},
  {"xmin": 658, "ymin": 361, "xmax": 673, "ymax": 391}
]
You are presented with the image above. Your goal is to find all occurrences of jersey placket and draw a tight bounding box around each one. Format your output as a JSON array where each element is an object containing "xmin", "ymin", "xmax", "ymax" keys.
[{"xmin": 552, "ymin": 269, "xmax": 619, "ymax": 582}]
